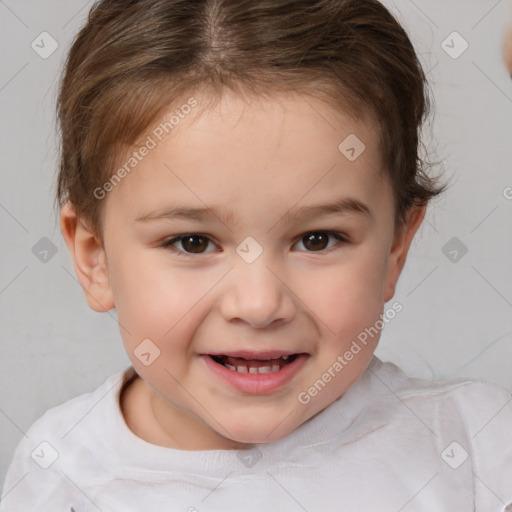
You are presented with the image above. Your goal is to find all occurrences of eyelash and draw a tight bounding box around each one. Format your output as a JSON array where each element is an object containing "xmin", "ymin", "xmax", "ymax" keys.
[{"xmin": 160, "ymin": 231, "xmax": 348, "ymax": 257}]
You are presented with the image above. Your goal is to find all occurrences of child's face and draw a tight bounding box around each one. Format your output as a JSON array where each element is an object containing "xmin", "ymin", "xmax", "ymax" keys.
[{"xmin": 63, "ymin": 90, "xmax": 424, "ymax": 450}]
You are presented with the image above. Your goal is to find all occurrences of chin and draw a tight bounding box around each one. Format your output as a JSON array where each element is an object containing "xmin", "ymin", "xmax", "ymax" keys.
[{"xmin": 220, "ymin": 422, "xmax": 293, "ymax": 446}]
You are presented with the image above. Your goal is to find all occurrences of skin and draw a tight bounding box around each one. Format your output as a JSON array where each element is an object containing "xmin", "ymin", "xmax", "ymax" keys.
[
  {"xmin": 61, "ymin": 89, "xmax": 425, "ymax": 451},
  {"xmin": 505, "ymin": 22, "xmax": 512, "ymax": 76}
]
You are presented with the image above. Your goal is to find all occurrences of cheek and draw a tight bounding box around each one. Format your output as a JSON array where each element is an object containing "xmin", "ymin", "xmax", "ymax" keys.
[
  {"xmin": 109, "ymin": 253, "xmax": 212, "ymax": 340},
  {"xmin": 304, "ymin": 250, "xmax": 389, "ymax": 341}
]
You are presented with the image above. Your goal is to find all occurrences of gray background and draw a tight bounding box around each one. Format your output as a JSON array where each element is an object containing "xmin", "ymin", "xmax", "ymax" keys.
[{"xmin": 1, "ymin": 0, "xmax": 511, "ymax": 488}]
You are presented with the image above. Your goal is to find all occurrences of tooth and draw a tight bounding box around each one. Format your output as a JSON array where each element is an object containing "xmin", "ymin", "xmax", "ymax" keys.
[
  {"xmin": 282, "ymin": 355, "xmax": 289, "ymax": 360},
  {"xmin": 226, "ymin": 363, "xmax": 283, "ymax": 374}
]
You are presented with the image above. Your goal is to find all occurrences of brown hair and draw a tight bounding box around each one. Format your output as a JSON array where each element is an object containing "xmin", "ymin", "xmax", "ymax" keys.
[{"xmin": 56, "ymin": 0, "xmax": 446, "ymax": 241}]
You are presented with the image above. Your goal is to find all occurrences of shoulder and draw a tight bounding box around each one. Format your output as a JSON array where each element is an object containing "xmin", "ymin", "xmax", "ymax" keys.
[
  {"xmin": 23, "ymin": 365, "xmax": 130, "ymax": 441},
  {"xmin": 0, "ymin": 366, "xmax": 132, "ymax": 511},
  {"xmin": 370, "ymin": 356, "xmax": 511, "ymax": 404},
  {"xmin": 370, "ymin": 357, "xmax": 512, "ymax": 432},
  {"xmin": 369, "ymin": 357, "xmax": 512, "ymax": 507}
]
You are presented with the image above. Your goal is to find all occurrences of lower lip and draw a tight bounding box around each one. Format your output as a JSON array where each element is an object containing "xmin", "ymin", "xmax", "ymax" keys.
[{"xmin": 201, "ymin": 354, "xmax": 309, "ymax": 394}]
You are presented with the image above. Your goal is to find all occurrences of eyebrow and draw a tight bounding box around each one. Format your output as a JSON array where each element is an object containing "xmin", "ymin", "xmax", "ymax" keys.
[{"xmin": 135, "ymin": 197, "xmax": 372, "ymax": 225}]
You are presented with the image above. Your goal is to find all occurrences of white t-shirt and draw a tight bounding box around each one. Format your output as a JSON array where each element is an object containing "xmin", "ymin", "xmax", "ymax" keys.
[{"xmin": 1, "ymin": 356, "xmax": 511, "ymax": 511}]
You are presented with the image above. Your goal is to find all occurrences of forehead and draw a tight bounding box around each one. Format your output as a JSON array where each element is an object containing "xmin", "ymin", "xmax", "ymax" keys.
[
  {"xmin": 158, "ymin": 89, "xmax": 379, "ymax": 158},
  {"xmin": 104, "ymin": 89, "xmax": 391, "ymax": 226}
]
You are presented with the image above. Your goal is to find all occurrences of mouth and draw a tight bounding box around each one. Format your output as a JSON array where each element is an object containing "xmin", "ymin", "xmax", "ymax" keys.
[
  {"xmin": 202, "ymin": 351, "xmax": 310, "ymax": 394},
  {"xmin": 208, "ymin": 353, "xmax": 301, "ymax": 374}
]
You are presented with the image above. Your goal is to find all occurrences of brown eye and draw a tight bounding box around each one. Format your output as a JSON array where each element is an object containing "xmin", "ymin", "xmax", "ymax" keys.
[
  {"xmin": 181, "ymin": 235, "xmax": 209, "ymax": 253},
  {"xmin": 163, "ymin": 234, "xmax": 217, "ymax": 255},
  {"xmin": 295, "ymin": 231, "xmax": 347, "ymax": 252},
  {"xmin": 303, "ymin": 232, "xmax": 329, "ymax": 251}
]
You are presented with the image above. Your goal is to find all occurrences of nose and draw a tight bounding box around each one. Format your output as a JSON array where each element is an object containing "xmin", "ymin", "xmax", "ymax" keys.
[{"xmin": 218, "ymin": 256, "xmax": 296, "ymax": 329}]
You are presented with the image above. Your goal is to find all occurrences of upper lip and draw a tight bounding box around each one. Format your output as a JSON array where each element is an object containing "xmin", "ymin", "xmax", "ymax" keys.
[{"xmin": 206, "ymin": 350, "xmax": 306, "ymax": 360}]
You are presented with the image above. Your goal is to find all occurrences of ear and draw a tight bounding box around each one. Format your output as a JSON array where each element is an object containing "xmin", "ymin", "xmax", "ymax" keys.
[
  {"xmin": 60, "ymin": 202, "xmax": 114, "ymax": 312},
  {"xmin": 383, "ymin": 205, "xmax": 426, "ymax": 302}
]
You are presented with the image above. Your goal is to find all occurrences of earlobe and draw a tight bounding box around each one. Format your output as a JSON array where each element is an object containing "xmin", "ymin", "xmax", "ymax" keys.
[
  {"xmin": 60, "ymin": 202, "xmax": 114, "ymax": 312},
  {"xmin": 383, "ymin": 205, "xmax": 426, "ymax": 302}
]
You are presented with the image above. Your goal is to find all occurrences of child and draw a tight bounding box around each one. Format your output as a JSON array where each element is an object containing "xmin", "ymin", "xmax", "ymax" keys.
[{"xmin": 1, "ymin": 0, "xmax": 511, "ymax": 510}]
